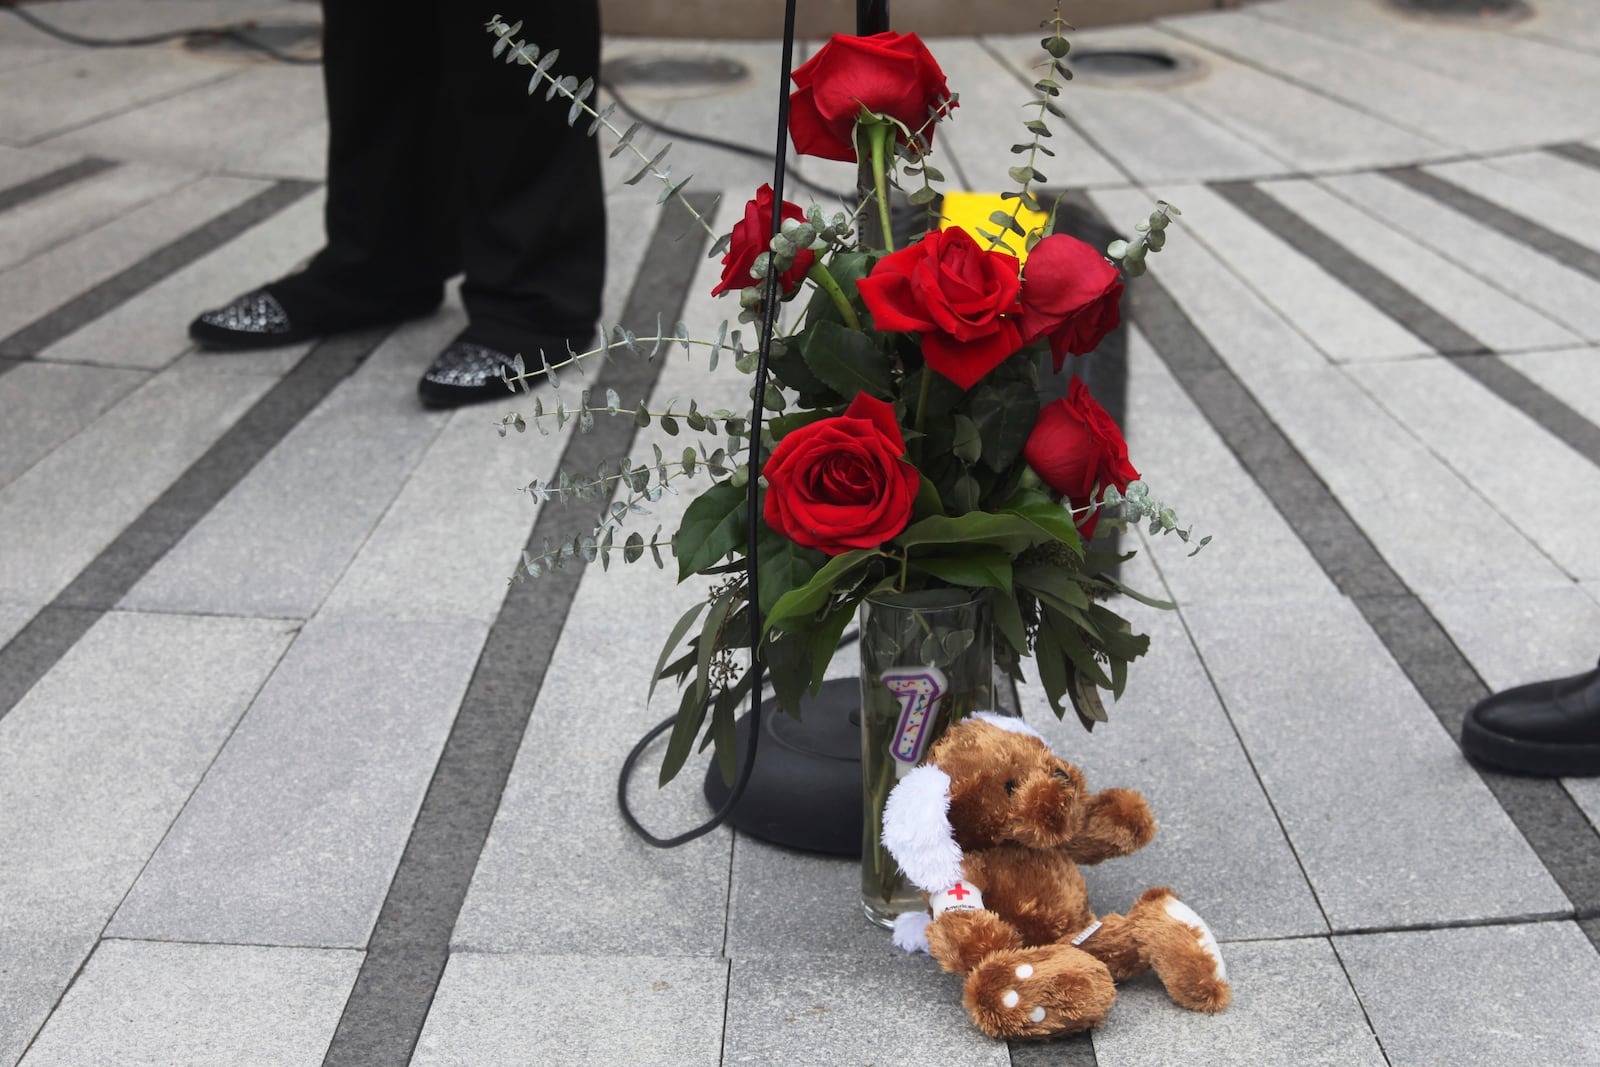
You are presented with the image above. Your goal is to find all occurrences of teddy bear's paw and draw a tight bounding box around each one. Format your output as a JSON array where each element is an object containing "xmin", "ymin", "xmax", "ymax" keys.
[
  {"xmin": 963, "ymin": 948, "xmax": 1116, "ymax": 1039},
  {"xmin": 927, "ymin": 909, "xmax": 1023, "ymax": 975},
  {"xmin": 1132, "ymin": 890, "xmax": 1232, "ymax": 1013}
]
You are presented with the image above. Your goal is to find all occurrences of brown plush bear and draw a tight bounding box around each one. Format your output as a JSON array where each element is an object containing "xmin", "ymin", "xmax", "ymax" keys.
[{"xmin": 882, "ymin": 713, "xmax": 1230, "ymax": 1040}]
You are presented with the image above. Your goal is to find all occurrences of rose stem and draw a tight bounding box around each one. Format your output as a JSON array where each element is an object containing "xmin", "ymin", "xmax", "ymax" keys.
[
  {"xmin": 868, "ymin": 122, "xmax": 895, "ymax": 254},
  {"xmin": 806, "ymin": 262, "xmax": 860, "ymax": 330}
]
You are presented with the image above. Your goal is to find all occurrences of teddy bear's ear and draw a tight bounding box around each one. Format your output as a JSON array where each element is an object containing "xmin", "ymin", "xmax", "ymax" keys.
[
  {"xmin": 971, "ymin": 711, "xmax": 1048, "ymax": 746},
  {"xmin": 882, "ymin": 763, "xmax": 965, "ymax": 894}
]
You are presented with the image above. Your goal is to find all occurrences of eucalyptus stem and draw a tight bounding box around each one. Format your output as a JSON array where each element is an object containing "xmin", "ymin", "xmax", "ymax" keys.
[
  {"xmin": 868, "ymin": 123, "xmax": 895, "ymax": 254},
  {"xmin": 806, "ymin": 262, "xmax": 861, "ymax": 330}
]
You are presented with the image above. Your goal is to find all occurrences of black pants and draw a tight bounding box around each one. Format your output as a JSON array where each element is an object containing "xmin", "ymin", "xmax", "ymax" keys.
[{"xmin": 285, "ymin": 2, "xmax": 606, "ymax": 351}]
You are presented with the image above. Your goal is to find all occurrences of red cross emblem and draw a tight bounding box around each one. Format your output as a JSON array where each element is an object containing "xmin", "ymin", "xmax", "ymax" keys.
[{"xmin": 948, "ymin": 883, "xmax": 971, "ymax": 901}]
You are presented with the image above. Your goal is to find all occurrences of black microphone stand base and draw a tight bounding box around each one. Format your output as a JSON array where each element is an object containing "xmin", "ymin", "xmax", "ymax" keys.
[{"xmin": 702, "ymin": 677, "xmax": 863, "ymax": 856}]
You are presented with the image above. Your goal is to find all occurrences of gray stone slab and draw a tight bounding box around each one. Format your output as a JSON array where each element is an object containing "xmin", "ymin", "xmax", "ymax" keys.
[
  {"xmin": 1019, "ymin": 609, "xmax": 1328, "ymax": 941},
  {"xmin": 0, "ymin": 174, "xmax": 267, "ymax": 343},
  {"xmin": 42, "ymin": 64, "xmax": 327, "ymax": 181},
  {"xmin": 0, "ymin": 601, "xmax": 34, "ymax": 647},
  {"xmin": 0, "ymin": 45, "xmax": 59, "ymax": 76},
  {"xmin": 1520, "ymin": 0, "xmax": 1600, "ymax": 54},
  {"xmin": 17, "ymin": 940, "xmax": 359, "ymax": 1067},
  {"xmin": 108, "ymin": 615, "xmax": 485, "ymax": 948},
  {"xmin": 1337, "ymin": 921, "xmax": 1600, "ymax": 1067},
  {"xmin": 725, "ymin": 835, "xmax": 906, "ymax": 960},
  {"xmin": 1347, "ymin": 357, "xmax": 1600, "ymax": 580},
  {"xmin": 1182, "ymin": 595, "xmax": 1569, "ymax": 931},
  {"xmin": 410, "ymin": 953, "xmax": 727, "ymax": 1067},
  {"xmin": 0, "ymin": 611, "xmax": 294, "ymax": 1067},
  {"xmin": 0, "ymin": 145, "xmax": 73, "ymax": 190},
  {"xmin": 0, "ymin": 0, "xmax": 310, "ymax": 46},
  {"xmin": 0, "ymin": 365, "xmax": 275, "ymax": 604},
  {"xmin": 1320, "ymin": 171, "xmax": 1600, "ymax": 342},
  {"xmin": 41, "ymin": 186, "xmax": 326, "ymax": 371},
  {"xmin": 1095, "ymin": 185, "xmax": 1571, "ymax": 600},
  {"xmin": 121, "ymin": 380, "xmax": 447, "ymax": 619},
  {"xmin": 1426, "ymin": 584, "xmax": 1600, "ymax": 696},
  {"xmin": 1122, "ymin": 327, "xmax": 1338, "ymax": 605},
  {"xmin": 1427, "ymin": 158, "xmax": 1600, "ymax": 254},
  {"xmin": 1091, "ymin": 937, "xmax": 1383, "ymax": 1067},
  {"xmin": 0, "ymin": 162, "xmax": 193, "ymax": 275},
  {"xmin": 1501, "ymin": 346, "xmax": 1600, "ymax": 427},
  {"xmin": 0, "ymin": 360, "xmax": 147, "ymax": 488},
  {"xmin": 1258, "ymin": 178, "xmax": 1579, "ymax": 353},
  {"xmin": 1487, "ymin": 148, "xmax": 1600, "ymax": 208},
  {"xmin": 1162, "ymin": 10, "xmax": 1579, "ymax": 153},
  {"xmin": 933, "ymin": 38, "xmax": 1124, "ymax": 188},
  {"xmin": 724, "ymin": 951, "xmax": 1008, "ymax": 1067},
  {"xmin": 1142, "ymin": 183, "xmax": 1428, "ymax": 363},
  {"xmin": 1568, "ymin": 778, "xmax": 1600, "ymax": 837},
  {"xmin": 0, "ymin": 46, "xmax": 238, "ymax": 145}
]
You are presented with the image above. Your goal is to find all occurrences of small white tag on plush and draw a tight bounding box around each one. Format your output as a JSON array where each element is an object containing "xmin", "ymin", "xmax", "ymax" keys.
[
  {"xmin": 930, "ymin": 880, "xmax": 984, "ymax": 917},
  {"xmin": 1071, "ymin": 920, "xmax": 1103, "ymax": 946}
]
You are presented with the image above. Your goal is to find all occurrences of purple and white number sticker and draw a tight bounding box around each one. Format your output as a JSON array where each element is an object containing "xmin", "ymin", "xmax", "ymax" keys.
[{"xmin": 882, "ymin": 666, "xmax": 947, "ymax": 765}]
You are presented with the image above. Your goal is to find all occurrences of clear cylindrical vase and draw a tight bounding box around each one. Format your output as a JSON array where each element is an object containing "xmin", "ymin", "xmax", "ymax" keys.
[{"xmin": 858, "ymin": 588, "xmax": 994, "ymax": 928}]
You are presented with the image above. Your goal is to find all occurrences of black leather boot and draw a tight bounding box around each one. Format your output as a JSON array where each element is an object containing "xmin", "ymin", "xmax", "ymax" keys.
[{"xmin": 1461, "ymin": 658, "xmax": 1600, "ymax": 777}]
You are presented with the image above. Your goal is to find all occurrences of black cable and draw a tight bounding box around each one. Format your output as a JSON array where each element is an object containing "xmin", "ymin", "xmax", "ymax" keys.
[
  {"xmin": 0, "ymin": 2, "xmax": 321, "ymax": 64},
  {"xmin": 617, "ymin": 0, "xmax": 800, "ymax": 848}
]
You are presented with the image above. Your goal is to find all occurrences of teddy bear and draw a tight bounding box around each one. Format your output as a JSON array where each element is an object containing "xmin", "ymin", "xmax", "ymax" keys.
[{"xmin": 881, "ymin": 712, "xmax": 1230, "ymax": 1040}]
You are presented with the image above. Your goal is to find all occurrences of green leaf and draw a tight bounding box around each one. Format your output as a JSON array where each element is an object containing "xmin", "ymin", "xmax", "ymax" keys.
[
  {"xmin": 675, "ymin": 479, "xmax": 747, "ymax": 580},
  {"xmin": 1034, "ymin": 617, "xmax": 1072, "ymax": 720},
  {"xmin": 1068, "ymin": 666, "xmax": 1108, "ymax": 730},
  {"xmin": 1046, "ymin": 608, "xmax": 1113, "ymax": 689},
  {"xmin": 992, "ymin": 589, "xmax": 1028, "ymax": 656},
  {"xmin": 766, "ymin": 548, "xmax": 880, "ymax": 633},
  {"xmin": 969, "ymin": 380, "xmax": 1040, "ymax": 473},
  {"xmin": 649, "ymin": 599, "xmax": 708, "ymax": 702},
  {"xmin": 762, "ymin": 631, "xmax": 811, "ymax": 718},
  {"xmin": 908, "ymin": 551, "xmax": 1013, "ymax": 594},
  {"xmin": 896, "ymin": 512, "xmax": 1046, "ymax": 556},
  {"xmin": 807, "ymin": 603, "xmax": 858, "ymax": 695},
  {"xmin": 1014, "ymin": 563, "xmax": 1090, "ymax": 610},
  {"xmin": 951, "ymin": 414, "xmax": 982, "ymax": 464},
  {"xmin": 755, "ymin": 528, "xmax": 827, "ymax": 616},
  {"xmin": 801, "ymin": 319, "xmax": 896, "ymax": 401},
  {"xmin": 710, "ymin": 672, "xmax": 749, "ymax": 786},
  {"xmin": 1099, "ymin": 572, "xmax": 1177, "ymax": 610},
  {"xmin": 694, "ymin": 589, "xmax": 736, "ymax": 703},
  {"xmin": 659, "ymin": 682, "xmax": 709, "ymax": 786},
  {"xmin": 908, "ymin": 186, "xmax": 939, "ymax": 206}
]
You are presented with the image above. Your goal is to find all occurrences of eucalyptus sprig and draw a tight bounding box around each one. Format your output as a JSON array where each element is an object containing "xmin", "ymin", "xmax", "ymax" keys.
[
  {"xmin": 1108, "ymin": 202, "xmax": 1181, "ymax": 277},
  {"xmin": 986, "ymin": 6, "xmax": 1075, "ymax": 254}
]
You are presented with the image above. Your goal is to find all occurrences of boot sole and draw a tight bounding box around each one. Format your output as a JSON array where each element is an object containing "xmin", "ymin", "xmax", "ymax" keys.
[{"xmin": 1460, "ymin": 716, "xmax": 1600, "ymax": 777}]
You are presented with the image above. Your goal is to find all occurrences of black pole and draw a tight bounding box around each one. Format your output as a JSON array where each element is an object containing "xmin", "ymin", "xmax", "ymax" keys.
[{"xmin": 856, "ymin": 0, "xmax": 889, "ymax": 34}]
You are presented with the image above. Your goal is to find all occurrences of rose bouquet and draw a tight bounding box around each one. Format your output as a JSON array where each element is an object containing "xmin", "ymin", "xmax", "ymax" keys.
[{"xmin": 487, "ymin": 11, "xmax": 1202, "ymax": 796}]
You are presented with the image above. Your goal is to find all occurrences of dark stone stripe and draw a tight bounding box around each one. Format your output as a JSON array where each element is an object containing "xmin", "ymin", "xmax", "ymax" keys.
[
  {"xmin": 1213, "ymin": 179, "xmax": 1600, "ymax": 468},
  {"xmin": 1547, "ymin": 141, "xmax": 1600, "ymax": 173},
  {"xmin": 0, "ymin": 156, "xmax": 118, "ymax": 215},
  {"xmin": 318, "ymin": 192, "xmax": 719, "ymax": 1067},
  {"xmin": 0, "ymin": 178, "xmax": 317, "ymax": 360},
  {"xmin": 1383, "ymin": 164, "xmax": 1600, "ymax": 284},
  {"xmin": 0, "ymin": 327, "xmax": 387, "ymax": 719},
  {"xmin": 1011, "ymin": 1031, "xmax": 1097, "ymax": 1067},
  {"xmin": 1122, "ymin": 269, "xmax": 1600, "ymax": 945}
]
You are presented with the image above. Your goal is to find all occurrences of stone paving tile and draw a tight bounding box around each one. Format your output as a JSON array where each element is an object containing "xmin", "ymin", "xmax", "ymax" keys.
[
  {"xmin": 108, "ymin": 616, "xmax": 486, "ymax": 948},
  {"xmin": 0, "ymin": 366, "xmax": 276, "ymax": 603},
  {"xmin": 1122, "ymin": 327, "xmax": 1339, "ymax": 605},
  {"xmin": 1426, "ymin": 159, "xmax": 1600, "ymax": 256},
  {"xmin": 0, "ymin": 145, "xmax": 74, "ymax": 189},
  {"xmin": 1182, "ymin": 595, "xmax": 1569, "ymax": 931},
  {"xmin": 1144, "ymin": 183, "xmax": 1428, "ymax": 363},
  {"xmin": 410, "ymin": 953, "xmax": 728, "ymax": 1067},
  {"xmin": 0, "ymin": 47, "xmax": 238, "ymax": 145},
  {"xmin": 724, "ymin": 836, "xmax": 899, "ymax": 960},
  {"xmin": 0, "ymin": 173, "xmax": 267, "ymax": 343},
  {"xmin": 120, "ymin": 379, "xmax": 447, "ymax": 619},
  {"xmin": 16, "ymin": 940, "xmax": 359, "ymax": 1067},
  {"xmin": 934, "ymin": 38, "xmax": 1124, "ymax": 188},
  {"xmin": 1483, "ymin": 148, "xmax": 1600, "ymax": 208},
  {"xmin": 1021, "ymin": 610, "xmax": 1329, "ymax": 941},
  {"xmin": 40, "ymin": 186, "xmax": 325, "ymax": 371},
  {"xmin": 1090, "ymin": 937, "xmax": 1383, "ymax": 1067},
  {"xmin": 1426, "ymin": 584, "xmax": 1600, "ymax": 696},
  {"xmin": 1257, "ymin": 0, "xmax": 1600, "ymax": 113},
  {"xmin": 1346, "ymin": 357, "xmax": 1600, "ymax": 580},
  {"xmin": 1519, "ymin": 1, "xmax": 1600, "ymax": 54},
  {"xmin": 1094, "ymin": 186, "xmax": 1571, "ymax": 600},
  {"xmin": 0, "ymin": 45, "xmax": 60, "ymax": 76},
  {"xmin": 0, "ymin": 360, "xmax": 147, "ymax": 488},
  {"xmin": 41, "ymin": 64, "xmax": 327, "ymax": 181},
  {"xmin": 1256, "ymin": 178, "xmax": 1579, "ymax": 353},
  {"xmin": 1501, "ymin": 346, "xmax": 1600, "ymax": 426},
  {"xmin": 0, "ymin": 601, "xmax": 35, "ymax": 647},
  {"xmin": 0, "ymin": 611, "xmax": 294, "ymax": 1067},
  {"xmin": 1568, "ymin": 779, "xmax": 1600, "ymax": 837},
  {"xmin": 1116, "ymin": 23, "xmax": 1449, "ymax": 174},
  {"xmin": 0, "ymin": 0, "xmax": 310, "ymax": 46},
  {"xmin": 1317, "ymin": 171, "xmax": 1600, "ymax": 342},
  {"xmin": 1336, "ymin": 921, "xmax": 1600, "ymax": 1067},
  {"xmin": 723, "ymin": 952, "xmax": 1008, "ymax": 1067},
  {"xmin": 0, "ymin": 161, "xmax": 193, "ymax": 274},
  {"xmin": 1162, "ymin": 10, "xmax": 1582, "ymax": 153}
]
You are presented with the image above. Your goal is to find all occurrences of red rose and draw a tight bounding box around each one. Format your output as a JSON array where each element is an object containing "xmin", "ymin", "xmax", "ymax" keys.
[
  {"xmin": 1018, "ymin": 233, "xmax": 1124, "ymax": 371},
  {"xmin": 788, "ymin": 32, "xmax": 954, "ymax": 163},
  {"xmin": 856, "ymin": 227, "xmax": 1024, "ymax": 391},
  {"xmin": 1023, "ymin": 378, "xmax": 1139, "ymax": 539},
  {"xmin": 711, "ymin": 184, "xmax": 816, "ymax": 299},
  {"xmin": 763, "ymin": 393, "xmax": 919, "ymax": 555}
]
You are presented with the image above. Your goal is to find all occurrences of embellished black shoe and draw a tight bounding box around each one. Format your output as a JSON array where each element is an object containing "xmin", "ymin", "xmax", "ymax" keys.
[
  {"xmin": 188, "ymin": 279, "xmax": 442, "ymax": 352},
  {"xmin": 417, "ymin": 333, "xmax": 588, "ymax": 409},
  {"xmin": 1461, "ymin": 658, "xmax": 1600, "ymax": 777}
]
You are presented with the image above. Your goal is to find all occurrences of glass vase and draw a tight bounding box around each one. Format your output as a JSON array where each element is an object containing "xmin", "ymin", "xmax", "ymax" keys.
[{"xmin": 858, "ymin": 588, "xmax": 994, "ymax": 928}]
